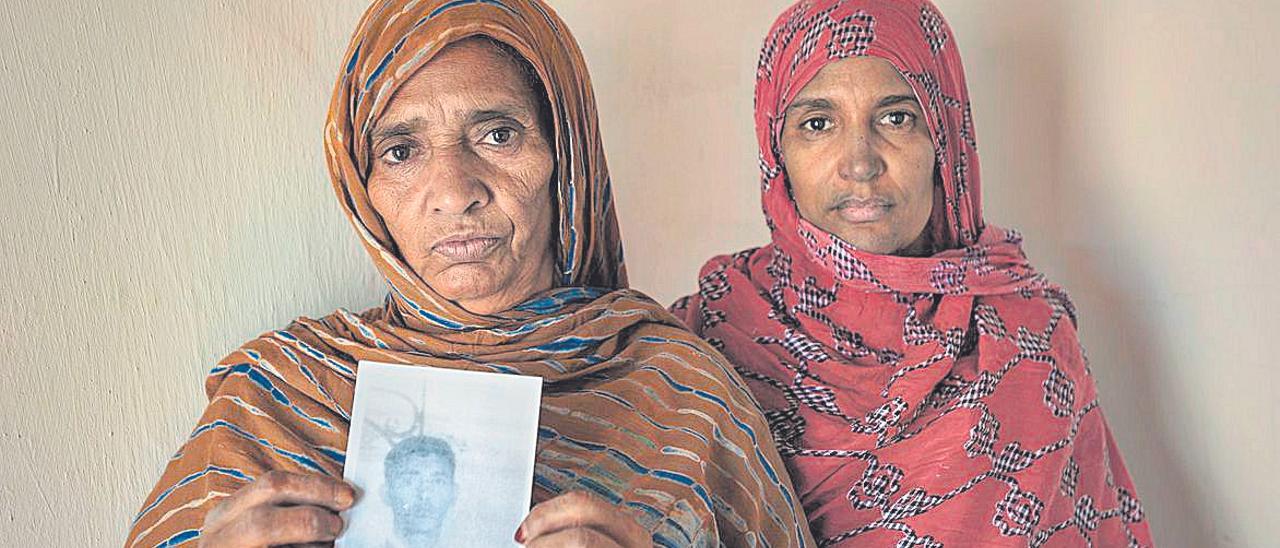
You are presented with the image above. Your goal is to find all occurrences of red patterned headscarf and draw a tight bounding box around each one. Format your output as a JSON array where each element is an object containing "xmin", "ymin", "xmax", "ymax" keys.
[{"xmin": 673, "ymin": 0, "xmax": 1155, "ymax": 545}]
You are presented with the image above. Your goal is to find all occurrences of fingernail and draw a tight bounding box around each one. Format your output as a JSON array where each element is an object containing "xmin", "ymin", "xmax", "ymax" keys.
[
  {"xmin": 341, "ymin": 483, "xmax": 359, "ymax": 506},
  {"xmin": 514, "ymin": 526, "xmax": 525, "ymax": 544}
]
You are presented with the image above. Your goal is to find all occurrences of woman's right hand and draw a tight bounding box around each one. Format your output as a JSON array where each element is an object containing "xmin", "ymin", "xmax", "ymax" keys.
[{"xmin": 198, "ymin": 471, "xmax": 356, "ymax": 547}]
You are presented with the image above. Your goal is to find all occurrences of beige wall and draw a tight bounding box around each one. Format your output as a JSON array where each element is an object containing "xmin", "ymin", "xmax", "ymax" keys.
[{"xmin": 1, "ymin": 1, "xmax": 1275, "ymax": 546}]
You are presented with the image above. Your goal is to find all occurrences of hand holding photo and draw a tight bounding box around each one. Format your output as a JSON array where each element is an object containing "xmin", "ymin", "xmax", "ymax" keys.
[{"xmin": 337, "ymin": 361, "xmax": 542, "ymax": 548}]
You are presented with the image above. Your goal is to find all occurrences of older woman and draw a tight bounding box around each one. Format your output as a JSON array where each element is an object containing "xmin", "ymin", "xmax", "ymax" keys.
[
  {"xmin": 673, "ymin": 0, "xmax": 1154, "ymax": 546},
  {"xmin": 126, "ymin": 1, "xmax": 812, "ymax": 546}
]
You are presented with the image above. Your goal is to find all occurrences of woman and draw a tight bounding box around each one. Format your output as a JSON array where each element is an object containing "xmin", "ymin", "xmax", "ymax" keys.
[
  {"xmin": 126, "ymin": 1, "xmax": 811, "ymax": 546},
  {"xmin": 673, "ymin": 0, "xmax": 1154, "ymax": 546}
]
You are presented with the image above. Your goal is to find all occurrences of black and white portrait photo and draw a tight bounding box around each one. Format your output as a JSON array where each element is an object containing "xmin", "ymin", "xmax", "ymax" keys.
[{"xmin": 337, "ymin": 362, "xmax": 542, "ymax": 547}]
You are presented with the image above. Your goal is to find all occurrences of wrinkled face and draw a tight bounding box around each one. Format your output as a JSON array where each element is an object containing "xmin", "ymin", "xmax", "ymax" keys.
[
  {"xmin": 384, "ymin": 453, "xmax": 455, "ymax": 543},
  {"xmin": 780, "ymin": 56, "xmax": 936, "ymax": 256},
  {"xmin": 367, "ymin": 38, "xmax": 556, "ymax": 315}
]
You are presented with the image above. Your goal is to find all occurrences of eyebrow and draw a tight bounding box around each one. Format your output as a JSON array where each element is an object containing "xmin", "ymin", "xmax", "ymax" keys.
[
  {"xmin": 786, "ymin": 97, "xmax": 835, "ymax": 113},
  {"xmin": 370, "ymin": 104, "xmax": 535, "ymax": 143},
  {"xmin": 875, "ymin": 94, "xmax": 920, "ymax": 108},
  {"xmin": 467, "ymin": 104, "xmax": 532, "ymax": 125},
  {"xmin": 371, "ymin": 117, "xmax": 426, "ymax": 144},
  {"xmin": 786, "ymin": 93, "xmax": 921, "ymax": 113}
]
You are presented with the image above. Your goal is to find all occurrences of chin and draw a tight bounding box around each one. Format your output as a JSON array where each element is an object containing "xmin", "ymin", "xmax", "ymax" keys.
[
  {"xmin": 851, "ymin": 242, "xmax": 897, "ymax": 255},
  {"xmin": 830, "ymin": 227, "xmax": 894, "ymax": 255},
  {"xmin": 428, "ymin": 264, "xmax": 504, "ymax": 302}
]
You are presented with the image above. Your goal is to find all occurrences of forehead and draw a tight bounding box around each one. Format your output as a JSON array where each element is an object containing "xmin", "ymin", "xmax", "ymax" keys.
[
  {"xmin": 381, "ymin": 38, "xmax": 536, "ymax": 117},
  {"xmin": 793, "ymin": 56, "xmax": 915, "ymax": 101},
  {"xmin": 395, "ymin": 451, "xmax": 451, "ymax": 470}
]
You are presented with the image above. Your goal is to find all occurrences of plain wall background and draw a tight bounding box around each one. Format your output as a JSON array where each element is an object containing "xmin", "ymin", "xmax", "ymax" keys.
[{"xmin": 1, "ymin": 1, "xmax": 1275, "ymax": 546}]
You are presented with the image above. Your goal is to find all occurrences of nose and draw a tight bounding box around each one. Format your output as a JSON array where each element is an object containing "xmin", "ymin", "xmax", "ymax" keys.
[
  {"xmin": 838, "ymin": 128, "xmax": 885, "ymax": 183},
  {"xmin": 421, "ymin": 148, "xmax": 490, "ymax": 215}
]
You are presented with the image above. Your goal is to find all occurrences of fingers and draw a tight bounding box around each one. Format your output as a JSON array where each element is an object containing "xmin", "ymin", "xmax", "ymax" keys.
[
  {"xmin": 206, "ymin": 471, "xmax": 355, "ymax": 531},
  {"xmin": 208, "ymin": 504, "xmax": 343, "ymax": 546},
  {"xmin": 201, "ymin": 471, "xmax": 355, "ymax": 547},
  {"xmin": 522, "ymin": 527, "xmax": 623, "ymax": 548},
  {"xmin": 248, "ymin": 471, "xmax": 356, "ymax": 511},
  {"xmin": 517, "ymin": 491, "xmax": 649, "ymax": 547}
]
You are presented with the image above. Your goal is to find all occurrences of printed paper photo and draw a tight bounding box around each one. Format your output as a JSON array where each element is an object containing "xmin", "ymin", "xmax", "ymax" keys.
[{"xmin": 337, "ymin": 361, "xmax": 542, "ymax": 548}]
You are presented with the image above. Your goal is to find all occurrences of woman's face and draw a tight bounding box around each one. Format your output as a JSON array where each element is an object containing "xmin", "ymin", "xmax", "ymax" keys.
[
  {"xmin": 780, "ymin": 56, "xmax": 936, "ymax": 256},
  {"xmin": 367, "ymin": 38, "xmax": 556, "ymax": 315}
]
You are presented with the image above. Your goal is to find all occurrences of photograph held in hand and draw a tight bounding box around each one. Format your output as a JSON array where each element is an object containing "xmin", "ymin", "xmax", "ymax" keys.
[{"xmin": 337, "ymin": 362, "xmax": 541, "ymax": 548}]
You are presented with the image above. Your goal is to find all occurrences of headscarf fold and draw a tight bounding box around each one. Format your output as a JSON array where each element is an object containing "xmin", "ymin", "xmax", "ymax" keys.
[
  {"xmin": 673, "ymin": 1, "xmax": 1153, "ymax": 546},
  {"xmin": 328, "ymin": 0, "xmax": 624, "ymax": 334},
  {"xmin": 127, "ymin": 1, "xmax": 811, "ymax": 546}
]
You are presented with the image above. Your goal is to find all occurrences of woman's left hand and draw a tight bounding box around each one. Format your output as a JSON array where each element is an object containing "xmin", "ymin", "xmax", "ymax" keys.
[{"xmin": 515, "ymin": 491, "xmax": 650, "ymax": 547}]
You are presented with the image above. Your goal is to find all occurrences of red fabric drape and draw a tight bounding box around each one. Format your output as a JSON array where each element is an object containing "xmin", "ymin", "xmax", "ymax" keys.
[{"xmin": 673, "ymin": 1, "xmax": 1154, "ymax": 546}]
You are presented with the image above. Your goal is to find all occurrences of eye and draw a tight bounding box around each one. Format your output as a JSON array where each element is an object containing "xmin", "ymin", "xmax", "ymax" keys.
[
  {"xmin": 481, "ymin": 127, "xmax": 517, "ymax": 146},
  {"xmin": 380, "ymin": 144, "xmax": 414, "ymax": 165},
  {"xmin": 879, "ymin": 110, "xmax": 917, "ymax": 130},
  {"xmin": 800, "ymin": 117, "xmax": 832, "ymax": 133}
]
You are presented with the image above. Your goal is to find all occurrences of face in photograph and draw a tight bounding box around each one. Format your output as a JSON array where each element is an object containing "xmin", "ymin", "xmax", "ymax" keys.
[{"xmin": 381, "ymin": 435, "xmax": 457, "ymax": 546}]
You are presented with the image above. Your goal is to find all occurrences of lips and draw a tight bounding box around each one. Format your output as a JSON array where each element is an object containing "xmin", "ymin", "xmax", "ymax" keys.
[
  {"xmin": 834, "ymin": 197, "xmax": 893, "ymax": 224},
  {"xmin": 432, "ymin": 234, "xmax": 501, "ymax": 262}
]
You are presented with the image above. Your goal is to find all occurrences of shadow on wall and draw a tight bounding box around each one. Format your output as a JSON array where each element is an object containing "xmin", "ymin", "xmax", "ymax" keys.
[{"xmin": 951, "ymin": 1, "xmax": 1215, "ymax": 546}]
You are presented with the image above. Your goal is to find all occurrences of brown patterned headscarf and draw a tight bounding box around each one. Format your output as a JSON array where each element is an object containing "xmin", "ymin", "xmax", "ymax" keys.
[
  {"xmin": 326, "ymin": 0, "xmax": 625, "ymax": 333},
  {"xmin": 127, "ymin": 1, "xmax": 814, "ymax": 546}
]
